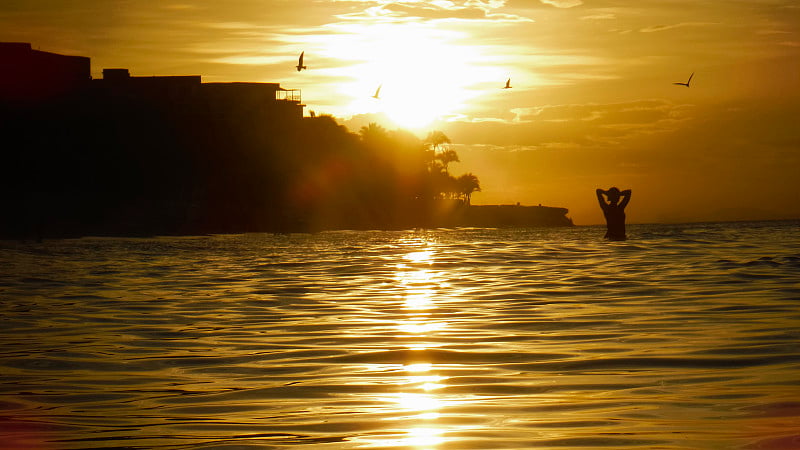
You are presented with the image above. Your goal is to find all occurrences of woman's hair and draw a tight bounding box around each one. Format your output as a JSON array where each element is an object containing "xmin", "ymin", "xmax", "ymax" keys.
[{"xmin": 606, "ymin": 187, "xmax": 621, "ymax": 203}]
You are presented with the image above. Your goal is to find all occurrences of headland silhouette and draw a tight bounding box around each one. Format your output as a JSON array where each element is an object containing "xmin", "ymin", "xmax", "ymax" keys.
[{"xmin": 0, "ymin": 43, "xmax": 572, "ymax": 238}]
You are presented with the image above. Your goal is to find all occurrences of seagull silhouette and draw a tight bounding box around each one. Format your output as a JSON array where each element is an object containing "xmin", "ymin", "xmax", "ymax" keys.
[
  {"xmin": 503, "ymin": 78, "xmax": 512, "ymax": 89},
  {"xmin": 673, "ymin": 72, "xmax": 693, "ymax": 87},
  {"xmin": 372, "ymin": 84, "xmax": 382, "ymax": 99},
  {"xmin": 296, "ymin": 51, "xmax": 307, "ymax": 72}
]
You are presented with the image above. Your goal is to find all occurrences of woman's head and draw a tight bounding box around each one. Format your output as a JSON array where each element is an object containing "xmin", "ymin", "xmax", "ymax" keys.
[{"xmin": 606, "ymin": 187, "xmax": 621, "ymax": 204}]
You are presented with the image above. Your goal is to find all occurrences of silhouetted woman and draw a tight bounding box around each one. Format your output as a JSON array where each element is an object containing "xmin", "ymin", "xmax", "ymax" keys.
[{"xmin": 596, "ymin": 187, "xmax": 631, "ymax": 241}]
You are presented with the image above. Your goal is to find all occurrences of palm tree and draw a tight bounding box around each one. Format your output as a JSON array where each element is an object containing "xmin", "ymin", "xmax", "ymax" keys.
[
  {"xmin": 359, "ymin": 122, "xmax": 388, "ymax": 142},
  {"xmin": 436, "ymin": 149, "xmax": 460, "ymax": 174},
  {"xmin": 423, "ymin": 131, "xmax": 459, "ymax": 173},
  {"xmin": 429, "ymin": 172, "xmax": 459, "ymax": 200},
  {"xmin": 457, "ymin": 173, "xmax": 481, "ymax": 205},
  {"xmin": 424, "ymin": 130, "xmax": 451, "ymax": 153}
]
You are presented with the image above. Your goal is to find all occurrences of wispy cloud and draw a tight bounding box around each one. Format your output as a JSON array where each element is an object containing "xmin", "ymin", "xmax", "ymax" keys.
[
  {"xmin": 756, "ymin": 29, "xmax": 792, "ymax": 35},
  {"xmin": 508, "ymin": 99, "xmax": 694, "ymax": 146},
  {"xmin": 161, "ymin": 4, "xmax": 199, "ymax": 11},
  {"xmin": 639, "ymin": 22, "xmax": 717, "ymax": 33},
  {"xmin": 539, "ymin": 0, "xmax": 582, "ymax": 9},
  {"xmin": 211, "ymin": 54, "xmax": 289, "ymax": 65},
  {"xmin": 580, "ymin": 13, "xmax": 615, "ymax": 21},
  {"xmin": 332, "ymin": 0, "xmax": 533, "ymax": 23}
]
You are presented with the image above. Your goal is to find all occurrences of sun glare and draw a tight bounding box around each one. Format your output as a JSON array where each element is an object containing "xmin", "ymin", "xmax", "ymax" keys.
[
  {"xmin": 315, "ymin": 23, "xmax": 503, "ymax": 129},
  {"xmin": 405, "ymin": 250, "xmax": 433, "ymax": 263}
]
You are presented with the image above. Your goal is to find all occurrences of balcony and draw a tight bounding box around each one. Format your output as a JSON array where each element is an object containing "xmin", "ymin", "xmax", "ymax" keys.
[{"xmin": 276, "ymin": 88, "xmax": 301, "ymax": 103}]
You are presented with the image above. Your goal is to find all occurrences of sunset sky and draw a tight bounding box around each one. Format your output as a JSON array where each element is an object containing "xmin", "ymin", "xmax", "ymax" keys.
[{"xmin": 2, "ymin": 0, "xmax": 798, "ymax": 225}]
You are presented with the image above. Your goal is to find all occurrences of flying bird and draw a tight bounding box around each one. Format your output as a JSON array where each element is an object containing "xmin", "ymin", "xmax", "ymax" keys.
[
  {"xmin": 372, "ymin": 84, "xmax": 382, "ymax": 99},
  {"xmin": 503, "ymin": 78, "xmax": 512, "ymax": 89},
  {"xmin": 296, "ymin": 51, "xmax": 307, "ymax": 72},
  {"xmin": 673, "ymin": 72, "xmax": 693, "ymax": 87}
]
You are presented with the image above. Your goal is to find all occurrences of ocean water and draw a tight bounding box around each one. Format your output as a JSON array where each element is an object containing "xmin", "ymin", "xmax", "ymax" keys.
[{"xmin": 1, "ymin": 221, "xmax": 799, "ymax": 450}]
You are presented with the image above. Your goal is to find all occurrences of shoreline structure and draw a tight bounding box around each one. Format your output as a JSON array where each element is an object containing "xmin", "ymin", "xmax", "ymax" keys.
[{"xmin": 1, "ymin": 43, "xmax": 572, "ymax": 238}]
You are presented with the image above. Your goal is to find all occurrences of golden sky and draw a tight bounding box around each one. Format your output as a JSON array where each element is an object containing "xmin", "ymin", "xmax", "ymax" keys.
[{"xmin": 2, "ymin": 0, "xmax": 798, "ymax": 224}]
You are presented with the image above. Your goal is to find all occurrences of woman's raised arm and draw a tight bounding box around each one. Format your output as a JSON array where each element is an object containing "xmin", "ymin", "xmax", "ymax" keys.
[{"xmin": 619, "ymin": 189, "xmax": 632, "ymax": 209}]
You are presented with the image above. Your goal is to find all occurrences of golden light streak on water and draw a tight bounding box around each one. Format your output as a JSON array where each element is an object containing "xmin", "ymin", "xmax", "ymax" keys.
[
  {"xmin": 404, "ymin": 251, "xmax": 434, "ymax": 263},
  {"xmin": 393, "ymin": 392, "xmax": 442, "ymax": 412},
  {"xmin": 406, "ymin": 375, "xmax": 446, "ymax": 384},
  {"xmin": 401, "ymin": 427, "xmax": 447, "ymax": 449},
  {"xmin": 372, "ymin": 246, "xmax": 461, "ymax": 449},
  {"xmin": 397, "ymin": 322, "xmax": 446, "ymax": 335},
  {"xmin": 404, "ymin": 363, "xmax": 434, "ymax": 373}
]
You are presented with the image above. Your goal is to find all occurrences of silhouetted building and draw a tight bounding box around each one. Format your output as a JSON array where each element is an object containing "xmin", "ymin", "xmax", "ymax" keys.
[
  {"xmin": 0, "ymin": 43, "xmax": 304, "ymax": 118},
  {"xmin": 0, "ymin": 43, "xmax": 307, "ymax": 238},
  {"xmin": 0, "ymin": 42, "xmax": 91, "ymax": 104}
]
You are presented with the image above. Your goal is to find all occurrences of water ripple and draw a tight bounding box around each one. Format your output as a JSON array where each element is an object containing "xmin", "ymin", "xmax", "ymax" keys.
[{"xmin": 1, "ymin": 221, "xmax": 799, "ymax": 449}]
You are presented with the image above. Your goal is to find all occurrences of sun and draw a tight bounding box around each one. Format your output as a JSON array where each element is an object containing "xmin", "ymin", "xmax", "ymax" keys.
[{"xmin": 316, "ymin": 22, "xmax": 502, "ymax": 130}]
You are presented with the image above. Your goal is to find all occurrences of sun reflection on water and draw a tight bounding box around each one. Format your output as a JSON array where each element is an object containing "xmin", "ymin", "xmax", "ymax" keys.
[
  {"xmin": 398, "ymin": 321, "xmax": 445, "ymax": 335},
  {"xmin": 375, "ymin": 363, "xmax": 449, "ymax": 449},
  {"xmin": 359, "ymin": 241, "xmax": 456, "ymax": 448},
  {"xmin": 405, "ymin": 363, "xmax": 434, "ymax": 373},
  {"xmin": 395, "ymin": 243, "xmax": 445, "ymax": 340},
  {"xmin": 396, "ymin": 248, "xmax": 438, "ymax": 310},
  {"xmin": 404, "ymin": 250, "xmax": 434, "ymax": 263},
  {"xmin": 402, "ymin": 427, "xmax": 447, "ymax": 449},
  {"xmin": 355, "ymin": 238, "xmax": 478, "ymax": 449},
  {"xmin": 394, "ymin": 392, "xmax": 442, "ymax": 412}
]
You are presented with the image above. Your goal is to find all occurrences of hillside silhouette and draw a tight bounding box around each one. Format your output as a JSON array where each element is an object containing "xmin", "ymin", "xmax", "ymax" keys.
[{"xmin": 0, "ymin": 43, "xmax": 571, "ymax": 238}]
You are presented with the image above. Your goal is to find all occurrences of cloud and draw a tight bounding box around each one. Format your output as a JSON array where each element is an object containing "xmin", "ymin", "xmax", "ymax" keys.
[
  {"xmin": 331, "ymin": 0, "xmax": 533, "ymax": 23},
  {"xmin": 756, "ymin": 29, "xmax": 792, "ymax": 35},
  {"xmin": 511, "ymin": 99, "xmax": 690, "ymax": 129},
  {"xmin": 580, "ymin": 13, "xmax": 615, "ymax": 20},
  {"xmin": 539, "ymin": 0, "xmax": 582, "ymax": 8},
  {"xmin": 426, "ymin": 99, "xmax": 697, "ymax": 158},
  {"xmin": 639, "ymin": 22, "xmax": 717, "ymax": 33},
  {"xmin": 211, "ymin": 54, "xmax": 290, "ymax": 65},
  {"xmin": 161, "ymin": 4, "xmax": 198, "ymax": 11}
]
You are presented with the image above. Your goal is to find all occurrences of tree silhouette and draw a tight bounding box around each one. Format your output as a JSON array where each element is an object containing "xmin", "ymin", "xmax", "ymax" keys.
[
  {"xmin": 457, "ymin": 173, "xmax": 481, "ymax": 205},
  {"xmin": 420, "ymin": 131, "xmax": 450, "ymax": 174},
  {"xmin": 424, "ymin": 130, "xmax": 451, "ymax": 152},
  {"xmin": 436, "ymin": 149, "xmax": 460, "ymax": 174},
  {"xmin": 359, "ymin": 122, "xmax": 389, "ymax": 142},
  {"xmin": 419, "ymin": 131, "xmax": 478, "ymax": 201}
]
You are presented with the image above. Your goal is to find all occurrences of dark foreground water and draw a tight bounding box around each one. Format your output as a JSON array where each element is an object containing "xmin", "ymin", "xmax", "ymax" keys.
[{"xmin": 1, "ymin": 221, "xmax": 799, "ymax": 449}]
